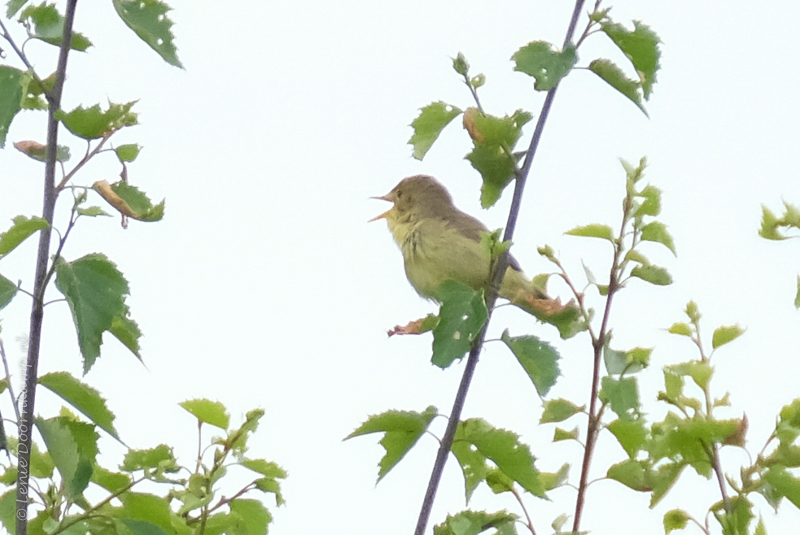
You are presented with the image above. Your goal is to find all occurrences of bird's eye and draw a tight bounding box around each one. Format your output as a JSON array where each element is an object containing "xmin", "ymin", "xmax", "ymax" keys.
[{"xmin": 396, "ymin": 190, "xmax": 403, "ymax": 198}]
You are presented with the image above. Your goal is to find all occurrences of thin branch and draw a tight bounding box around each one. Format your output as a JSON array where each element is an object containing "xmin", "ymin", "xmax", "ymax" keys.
[
  {"xmin": 52, "ymin": 476, "xmax": 145, "ymax": 534},
  {"xmin": 56, "ymin": 132, "xmax": 115, "ymax": 192},
  {"xmin": 510, "ymin": 487, "xmax": 537, "ymax": 535},
  {"xmin": 0, "ymin": 17, "xmax": 56, "ymax": 106},
  {"xmin": 413, "ymin": 2, "xmax": 587, "ymax": 534},
  {"xmin": 15, "ymin": 2, "xmax": 79, "ymax": 534},
  {"xmin": 572, "ymin": 182, "xmax": 630, "ymax": 533},
  {"xmin": 0, "ymin": 340, "xmax": 21, "ymax": 423}
]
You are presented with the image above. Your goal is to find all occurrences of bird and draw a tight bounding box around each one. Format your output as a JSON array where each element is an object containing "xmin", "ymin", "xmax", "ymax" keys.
[{"xmin": 371, "ymin": 175, "xmax": 560, "ymax": 315}]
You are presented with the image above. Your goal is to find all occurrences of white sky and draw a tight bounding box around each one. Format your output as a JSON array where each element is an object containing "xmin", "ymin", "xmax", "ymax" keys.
[{"xmin": 1, "ymin": 1, "xmax": 799, "ymax": 534}]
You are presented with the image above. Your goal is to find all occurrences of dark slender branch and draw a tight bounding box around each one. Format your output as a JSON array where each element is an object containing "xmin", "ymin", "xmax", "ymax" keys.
[
  {"xmin": 572, "ymin": 186, "xmax": 630, "ymax": 532},
  {"xmin": 0, "ymin": 18, "xmax": 56, "ymax": 106},
  {"xmin": 15, "ymin": 2, "xmax": 78, "ymax": 533},
  {"xmin": 413, "ymin": 2, "xmax": 587, "ymax": 534}
]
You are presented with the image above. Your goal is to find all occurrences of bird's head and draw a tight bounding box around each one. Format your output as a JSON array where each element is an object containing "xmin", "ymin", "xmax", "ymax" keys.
[{"xmin": 370, "ymin": 175, "xmax": 454, "ymax": 224}]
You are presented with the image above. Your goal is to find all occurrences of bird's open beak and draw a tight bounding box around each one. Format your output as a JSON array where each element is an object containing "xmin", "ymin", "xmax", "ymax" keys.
[{"xmin": 369, "ymin": 194, "xmax": 393, "ymax": 222}]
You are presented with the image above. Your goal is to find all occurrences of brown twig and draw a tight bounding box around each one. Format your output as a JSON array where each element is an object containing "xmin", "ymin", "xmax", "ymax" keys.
[{"xmin": 15, "ymin": 2, "xmax": 79, "ymax": 533}]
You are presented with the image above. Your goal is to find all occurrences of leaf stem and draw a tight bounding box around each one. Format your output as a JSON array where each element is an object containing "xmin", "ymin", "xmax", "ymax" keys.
[
  {"xmin": 412, "ymin": 2, "xmax": 587, "ymax": 534},
  {"xmin": 15, "ymin": 2, "xmax": 78, "ymax": 533}
]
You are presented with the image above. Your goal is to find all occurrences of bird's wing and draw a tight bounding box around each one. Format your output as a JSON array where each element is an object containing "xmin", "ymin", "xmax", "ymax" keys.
[{"xmin": 447, "ymin": 209, "xmax": 523, "ymax": 272}]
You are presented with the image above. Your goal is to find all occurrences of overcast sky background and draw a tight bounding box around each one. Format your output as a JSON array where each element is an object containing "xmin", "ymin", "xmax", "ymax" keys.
[{"xmin": 1, "ymin": 1, "xmax": 799, "ymax": 533}]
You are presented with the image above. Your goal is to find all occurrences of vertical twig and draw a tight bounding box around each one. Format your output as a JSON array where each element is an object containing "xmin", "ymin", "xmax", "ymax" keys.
[
  {"xmin": 413, "ymin": 2, "xmax": 587, "ymax": 533},
  {"xmin": 15, "ymin": 2, "xmax": 78, "ymax": 532}
]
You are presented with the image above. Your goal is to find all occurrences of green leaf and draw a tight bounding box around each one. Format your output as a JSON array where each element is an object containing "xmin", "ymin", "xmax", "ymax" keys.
[
  {"xmin": 712, "ymin": 325, "xmax": 744, "ymax": 349},
  {"xmin": 116, "ymin": 493, "xmax": 174, "ymax": 534},
  {"xmin": 121, "ymin": 445, "xmax": 177, "ymax": 473},
  {"xmin": 451, "ymin": 427, "xmax": 488, "ymax": 502},
  {"xmin": 795, "ymin": 276, "xmax": 800, "ymax": 309},
  {"xmin": 345, "ymin": 406, "xmax": 436, "ymax": 482},
  {"xmin": 463, "ymin": 109, "xmax": 532, "ymax": 208},
  {"xmin": 608, "ymin": 418, "xmax": 646, "ymax": 458},
  {"xmin": 565, "ymin": 223, "xmax": 615, "ymax": 241},
  {"xmin": 553, "ymin": 427, "xmax": 578, "ymax": 442},
  {"xmin": 600, "ymin": 20, "xmax": 661, "ymax": 99},
  {"xmin": 759, "ymin": 206, "xmax": 786, "ymax": 240},
  {"xmin": 607, "ymin": 459, "xmax": 651, "ymax": 492},
  {"xmin": 0, "ymin": 274, "xmax": 16, "ymax": 311},
  {"xmin": 511, "ymin": 41, "xmax": 577, "ymax": 91},
  {"xmin": 640, "ymin": 221, "xmax": 676, "ymax": 255},
  {"xmin": 13, "ymin": 139, "xmax": 71, "ymax": 162},
  {"xmin": 57, "ymin": 101, "xmax": 138, "ymax": 140},
  {"xmin": 432, "ymin": 281, "xmax": 488, "ymax": 368},
  {"xmin": 484, "ymin": 467, "xmax": 514, "ymax": 495},
  {"xmin": 668, "ymin": 322, "xmax": 693, "ymax": 337},
  {"xmin": 0, "ymin": 66, "xmax": 25, "ymax": 148},
  {"xmin": 180, "ymin": 398, "xmax": 230, "ymax": 430},
  {"xmin": 91, "ymin": 465, "xmax": 132, "ymax": 494},
  {"xmin": 433, "ymin": 510, "xmax": 518, "ymax": 535},
  {"xmin": 7, "ymin": 0, "xmax": 28, "ymax": 17},
  {"xmin": 38, "ymin": 371, "xmax": 121, "ymax": 441},
  {"xmin": 229, "ymin": 499, "xmax": 272, "ymax": 535},
  {"xmin": 110, "ymin": 315, "xmax": 143, "ymax": 360},
  {"xmin": 630, "ymin": 264, "xmax": 672, "ymax": 286},
  {"xmin": 19, "ymin": 3, "xmax": 92, "ymax": 51},
  {"xmin": 119, "ymin": 519, "xmax": 170, "ymax": 535},
  {"xmin": 241, "ymin": 459, "xmax": 287, "ymax": 505},
  {"xmin": 77, "ymin": 206, "xmax": 111, "ymax": 217},
  {"xmin": 589, "ymin": 58, "xmax": 647, "ymax": 116},
  {"xmin": 0, "ymin": 215, "xmax": 49, "ymax": 258},
  {"xmin": 762, "ymin": 467, "xmax": 800, "ymax": 510},
  {"xmin": 635, "ymin": 184, "xmax": 662, "ymax": 216},
  {"xmin": 501, "ymin": 330, "xmax": 560, "ymax": 396},
  {"xmin": 116, "ymin": 143, "xmax": 142, "ymax": 162},
  {"xmin": 540, "ymin": 463, "xmax": 569, "ymax": 491},
  {"xmin": 663, "ymin": 509, "xmax": 690, "ymax": 533},
  {"xmin": 113, "ymin": 0, "xmax": 183, "ymax": 68},
  {"xmin": 540, "ymin": 398, "xmax": 582, "ymax": 423},
  {"xmin": 35, "ymin": 416, "xmax": 98, "ymax": 499},
  {"xmin": 599, "ymin": 376, "xmax": 640, "ymax": 420},
  {"xmin": 92, "ymin": 179, "xmax": 165, "ymax": 222},
  {"xmin": 408, "ymin": 101, "xmax": 462, "ymax": 160},
  {"xmin": 0, "ymin": 490, "xmax": 15, "ymax": 534},
  {"xmin": 54, "ymin": 253, "xmax": 137, "ymax": 372},
  {"xmin": 458, "ymin": 419, "xmax": 544, "ymax": 497}
]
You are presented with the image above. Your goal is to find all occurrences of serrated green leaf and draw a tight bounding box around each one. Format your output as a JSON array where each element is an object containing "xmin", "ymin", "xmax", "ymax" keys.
[
  {"xmin": 762, "ymin": 467, "xmax": 800, "ymax": 510},
  {"xmin": 119, "ymin": 519, "xmax": 170, "ymax": 535},
  {"xmin": 0, "ymin": 274, "xmax": 17, "ymax": 311},
  {"xmin": 641, "ymin": 221, "xmax": 676, "ymax": 255},
  {"xmin": 432, "ymin": 281, "xmax": 487, "ymax": 368},
  {"xmin": 540, "ymin": 463, "xmax": 569, "ymax": 492},
  {"xmin": 19, "ymin": 3, "xmax": 92, "ymax": 51},
  {"xmin": 39, "ymin": 371, "xmax": 121, "ymax": 441},
  {"xmin": 565, "ymin": 223, "xmax": 615, "ymax": 241},
  {"xmin": 599, "ymin": 376, "xmax": 640, "ymax": 420},
  {"xmin": 607, "ymin": 459, "xmax": 651, "ymax": 491},
  {"xmin": 650, "ymin": 462, "xmax": 685, "ymax": 507},
  {"xmin": 57, "ymin": 101, "xmax": 138, "ymax": 140},
  {"xmin": 110, "ymin": 314, "xmax": 142, "ymax": 360},
  {"xmin": 13, "ymin": 139, "xmax": 70, "ymax": 162},
  {"xmin": 91, "ymin": 465, "xmax": 132, "ymax": 494},
  {"xmin": 630, "ymin": 264, "xmax": 672, "ymax": 286},
  {"xmin": 92, "ymin": 180, "xmax": 165, "ymax": 222},
  {"xmin": 0, "ymin": 66, "xmax": 25, "ymax": 148},
  {"xmin": 608, "ymin": 419, "xmax": 646, "ymax": 458},
  {"xmin": 121, "ymin": 445, "xmax": 177, "ymax": 472},
  {"xmin": 512, "ymin": 41, "xmax": 577, "ymax": 91},
  {"xmin": 180, "ymin": 398, "xmax": 230, "ymax": 429},
  {"xmin": 36, "ymin": 416, "xmax": 98, "ymax": 499},
  {"xmin": 54, "ymin": 253, "xmax": 137, "ymax": 372},
  {"xmin": 229, "ymin": 499, "xmax": 272, "ymax": 535},
  {"xmin": 408, "ymin": 101, "xmax": 462, "ymax": 160},
  {"xmin": 484, "ymin": 467, "xmax": 514, "ymax": 495},
  {"xmin": 589, "ymin": 58, "xmax": 647, "ymax": 116},
  {"xmin": 663, "ymin": 509, "xmax": 690, "ymax": 533},
  {"xmin": 759, "ymin": 206, "xmax": 786, "ymax": 240},
  {"xmin": 712, "ymin": 325, "xmax": 744, "ymax": 349},
  {"xmin": 469, "ymin": 144, "xmax": 517, "ymax": 208},
  {"xmin": 241, "ymin": 459, "xmax": 286, "ymax": 505},
  {"xmin": 668, "ymin": 322, "xmax": 692, "ymax": 337},
  {"xmin": 540, "ymin": 398, "xmax": 582, "ymax": 423},
  {"xmin": 116, "ymin": 493, "xmax": 174, "ymax": 534},
  {"xmin": 0, "ymin": 215, "xmax": 49, "ymax": 257},
  {"xmin": 7, "ymin": 0, "xmax": 28, "ymax": 17},
  {"xmin": 434, "ymin": 510, "xmax": 518, "ymax": 535},
  {"xmin": 601, "ymin": 21, "xmax": 660, "ymax": 99},
  {"xmin": 459, "ymin": 419, "xmax": 544, "ymax": 497},
  {"xmin": 113, "ymin": 0, "xmax": 183, "ymax": 68},
  {"xmin": 345, "ymin": 406, "xmax": 436, "ymax": 482},
  {"xmin": 451, "ymin": 426, "xmax": 488, "ymax": 502},
  {"xmin": 501, "ymin": 330, "xmax": 560, "ymax": 396}
]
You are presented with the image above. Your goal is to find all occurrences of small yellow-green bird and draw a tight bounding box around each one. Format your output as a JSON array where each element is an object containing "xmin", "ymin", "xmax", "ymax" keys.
[{"xmin": 372, "ymin": 175, "xmax": 559, "ymax": 314}]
